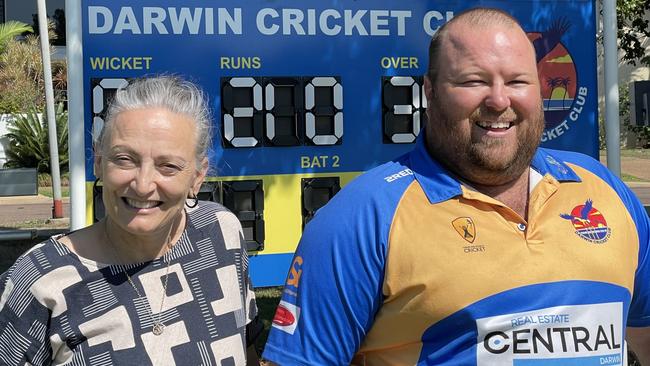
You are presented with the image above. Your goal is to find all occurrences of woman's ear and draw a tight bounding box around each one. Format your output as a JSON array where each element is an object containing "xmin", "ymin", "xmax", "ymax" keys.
[
  {"xmin": 93, "ymin": 153, "xmax": 102, "ymax": 180},
  {"xmin": 191, "ymin": 157, "xmax": 209, "ymax": 194}
]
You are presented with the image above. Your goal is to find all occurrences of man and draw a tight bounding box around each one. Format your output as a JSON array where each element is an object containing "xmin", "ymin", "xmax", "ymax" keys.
[{"xmin": 263, "ymin": 7, "xmax": 650, "ymax": 365}]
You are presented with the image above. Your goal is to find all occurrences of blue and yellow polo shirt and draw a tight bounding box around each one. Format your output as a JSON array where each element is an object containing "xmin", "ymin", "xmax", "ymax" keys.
[{"xmin": 263, "ymin": 136, "xmax": 650, "ymax": 365}]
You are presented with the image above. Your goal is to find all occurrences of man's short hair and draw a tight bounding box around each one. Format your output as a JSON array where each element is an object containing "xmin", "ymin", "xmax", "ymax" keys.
[{"xmin": 426, "ymin": 8, "xmax": 525, "ymax": 85}]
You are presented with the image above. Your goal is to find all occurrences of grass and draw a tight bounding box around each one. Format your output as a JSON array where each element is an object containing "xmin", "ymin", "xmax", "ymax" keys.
[
  {"xmin": 3, "ymin": 218, "xmax": 69, "ymax": 230},
  {"xmin": 600, "ymin": 148, "xmax": 650, "ymax": 159},
  {"xmin": 622, "ymin": 173, "xmax": 646, "ymax": 182},
  {"xmin": 254, "ymin": 287, "xmax": 283, "ymax": 354},
  {"xmin": 38, "ymin": 186, "xmax": 69, "ymax": 198}
]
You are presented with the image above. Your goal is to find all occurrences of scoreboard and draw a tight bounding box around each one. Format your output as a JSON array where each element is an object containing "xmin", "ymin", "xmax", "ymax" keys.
[{"xmin": 80, "ymin": 0, "xmax": 598, "ymax": 286}]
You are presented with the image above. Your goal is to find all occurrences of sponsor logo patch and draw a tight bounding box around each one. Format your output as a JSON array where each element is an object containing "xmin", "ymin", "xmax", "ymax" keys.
[
  {"xmin": 272, "ymin": 300, "xmax": 300, "ymax": 335},
  {"xmin": 560, "ymin": 199, "xmax": 612, "ymax": 244},
  {"xmin": 286, "ymin": 256, "xmax": 303, "ymax": 289},
  {"xmin": 477, "ymin": 303, "xmax": 624, "ymax": 365}
]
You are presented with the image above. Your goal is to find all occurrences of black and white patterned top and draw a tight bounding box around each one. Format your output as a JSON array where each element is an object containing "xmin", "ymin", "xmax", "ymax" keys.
[{"xmin": 0, "ymin": 201, "xmax": 257, "ymax": 365}]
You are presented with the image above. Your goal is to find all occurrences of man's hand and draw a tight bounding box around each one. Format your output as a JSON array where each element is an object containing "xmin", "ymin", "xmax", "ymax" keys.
[{"xmin": 627, "ymin": 326, "xmax": 650, "ymax": 365}]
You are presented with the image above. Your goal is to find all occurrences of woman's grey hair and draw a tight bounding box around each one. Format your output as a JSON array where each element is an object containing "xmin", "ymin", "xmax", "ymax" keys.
[{"xmin": 94, "ymin": 75, "xmax": 212, "ymax": 169}]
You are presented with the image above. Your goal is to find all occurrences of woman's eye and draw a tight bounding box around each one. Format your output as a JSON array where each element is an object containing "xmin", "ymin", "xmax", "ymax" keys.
[
  {"xmin": 111, "ymin": 155, "xmax": 135, "ymax": 166},
  {"xmin": 159, "ymin": 164, "xmax": 181, "ymax": 175}
]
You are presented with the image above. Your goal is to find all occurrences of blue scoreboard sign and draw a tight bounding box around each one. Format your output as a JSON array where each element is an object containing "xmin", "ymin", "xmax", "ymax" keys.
[{"xmin": 81, "ymin": 0, "xmax": 598, "ymax": 286}]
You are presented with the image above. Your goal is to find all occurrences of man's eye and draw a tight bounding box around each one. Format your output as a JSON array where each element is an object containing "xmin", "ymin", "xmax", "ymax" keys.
[
  {"xmin": 461, "ymin": 80, "xmax": 486, "ymax": 86},
  {"xmin": 509, "ymin": 80, "xmax": 529, "ymax": 86}
]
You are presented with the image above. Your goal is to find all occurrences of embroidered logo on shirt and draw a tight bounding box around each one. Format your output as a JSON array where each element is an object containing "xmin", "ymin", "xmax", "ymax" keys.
[
  {"xmin": 545, "ymin": 155, "xmax": 568, "ymax": 175},
  {"xmin": 452, "ymin": 217, "xmax": 476, "ymax": 243},
  {"xmin": 560, "ymin": 199, "xmax": 611, "ymax": 244}
]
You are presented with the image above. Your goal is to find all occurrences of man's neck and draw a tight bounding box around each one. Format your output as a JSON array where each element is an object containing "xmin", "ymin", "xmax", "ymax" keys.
[{"xmin": 470, "ymin": 168, "xmax": 530, "ymax": 220}]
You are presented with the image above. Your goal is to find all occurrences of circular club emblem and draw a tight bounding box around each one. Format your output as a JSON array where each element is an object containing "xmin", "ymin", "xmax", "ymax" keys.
[{"xmin": 560, "ymin": 199, "xmax": 611, "ymax": 244}]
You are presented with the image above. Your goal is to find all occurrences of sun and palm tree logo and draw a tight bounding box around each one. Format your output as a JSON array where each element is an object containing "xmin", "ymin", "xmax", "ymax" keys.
[
  {"xmin": 545, "ymin": 76, "xmax": 572, "ymax": 110},
  {"xmin": 528, "ymin": 18, "xmax": 577, "ymax": 129}
]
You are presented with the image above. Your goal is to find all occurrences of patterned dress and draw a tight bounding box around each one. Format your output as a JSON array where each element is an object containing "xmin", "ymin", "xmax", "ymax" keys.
[{"xmin": 0, "ymin": 201, "xmax": 256, "ymax": 365}]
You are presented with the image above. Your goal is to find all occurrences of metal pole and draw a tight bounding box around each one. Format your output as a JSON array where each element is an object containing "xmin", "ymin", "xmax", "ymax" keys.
[
  {"xmin": 66, "ymin": 0, "xmax": 86, "ymax": 230},
  {"xmin": 36, "ymin": 0, "xmax": 64, "ymax": 218},
  {"xmin": 603, "ymin": 0, "xmax": 621, "ymax": 177}
]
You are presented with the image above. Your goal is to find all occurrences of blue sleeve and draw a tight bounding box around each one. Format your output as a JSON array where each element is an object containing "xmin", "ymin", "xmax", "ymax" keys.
[
  {"xmin": 559, "ymin": 151, "xmax": 650, "ymax": 326},
  {"xmin": 262, "ymin": 165, "xmax": 408, "ymax": 365},
  {"xmin": 618, "ymin": 186, "xmax": 650, "ymax": 326}
]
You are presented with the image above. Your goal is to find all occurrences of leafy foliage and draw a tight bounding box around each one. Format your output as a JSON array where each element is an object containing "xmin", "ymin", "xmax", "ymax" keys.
[
  {"xmin": 604, "ymin": 0, "xmax": 650, "ymax": 68},
  {"xmin": 0, "ymin": 21, "xmax": 32, "ymax": 54},
  {"xmin": 600, "ymin": 83, "xmax": 650, "ymax": 149},
  {"xmin": 31, "ymin": 8, "xmax": 66, "ymax": 46},
  {"xmin": 0, "ymin": 35, "xmax": 44, "ymax": 113},
  {"xmin": 619, "ymin": 84, "xmax": 650, "ymax": 148},
  {"xmin": 0, "ymin": 20, "xmax": 67, "ymax": 113},
  {"xmin": 4, "ymin": 103, "xmax": 69, "ymax": 173}
]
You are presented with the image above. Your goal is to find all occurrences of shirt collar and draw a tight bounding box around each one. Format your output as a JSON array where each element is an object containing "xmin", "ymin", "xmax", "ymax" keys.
[{"xmin": 407, "ymin": 134, "xmax": 581, "ymax": 205}]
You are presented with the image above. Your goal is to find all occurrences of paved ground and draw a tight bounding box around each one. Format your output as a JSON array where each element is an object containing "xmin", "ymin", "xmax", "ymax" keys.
[
  {"xmin": 0, "ymin": 155, "xmax": 648, "ymax": 229},
  {"xmin": 600, "ymin": 154, "xmax": 650, "ymax": 207},
  {"xmin": 0, "ymin": 195, "xmax": 70, "ymax": 229}
]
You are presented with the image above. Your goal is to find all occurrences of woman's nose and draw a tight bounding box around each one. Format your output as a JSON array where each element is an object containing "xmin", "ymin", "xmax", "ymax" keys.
[{"xmin": 131, "ymin": 165, "xmax": 157, "ymax": 195}]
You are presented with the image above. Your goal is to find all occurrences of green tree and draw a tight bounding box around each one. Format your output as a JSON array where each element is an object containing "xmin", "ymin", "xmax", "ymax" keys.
[
  {"xmin": 31, "ymin": 9, "xmax": 66, "ymax": 46},
  {"xmin": 4, "ymin": 103, "xmax": 69, "ymax": 174},
  {"xmin": 0, "ymin": 21, "xmax": 32, "ymax": 54},
  {"xmin": 0, "ymin": 19, "xmax": 66, "ymax": 113},
  {"xmin": 614, "ymin": 0, "xmax": 650, "ymax": 67}
]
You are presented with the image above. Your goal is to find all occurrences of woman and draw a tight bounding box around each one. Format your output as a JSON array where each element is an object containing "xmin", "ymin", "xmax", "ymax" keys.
[{"xmin": 0, "ymin": 76, "xmax": 258, "ymax": 365}]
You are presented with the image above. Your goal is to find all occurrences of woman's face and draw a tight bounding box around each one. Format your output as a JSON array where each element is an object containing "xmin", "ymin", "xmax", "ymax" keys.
[{"xmin": 96, "ymin": 107, "xmax": 207, "ymax": 237}]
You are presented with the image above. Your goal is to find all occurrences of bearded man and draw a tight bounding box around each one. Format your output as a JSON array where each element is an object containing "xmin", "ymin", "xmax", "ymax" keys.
[{"xmin": 263, "ymin": 7, "xmax": 650, "ymax": 365}]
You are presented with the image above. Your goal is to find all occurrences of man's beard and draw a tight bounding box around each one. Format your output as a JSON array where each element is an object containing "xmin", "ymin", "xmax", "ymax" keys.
[{"xmin": 426, "ymin": 101, "xmax": 545, "ymax": 186}]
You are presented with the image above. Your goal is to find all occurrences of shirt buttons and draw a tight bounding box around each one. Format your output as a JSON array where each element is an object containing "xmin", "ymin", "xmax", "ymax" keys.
[{"xmin": 517, "ymin": 223, "xmax": 527, "ymax": 231}]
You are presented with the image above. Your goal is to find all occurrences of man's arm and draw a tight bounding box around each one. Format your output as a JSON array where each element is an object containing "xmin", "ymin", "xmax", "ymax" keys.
[
  {"xmin": 261, "ymin": 179, "xmax": 391, "ymax": 365},
  {"xmin": 627, "ymin": 326, "xmax": 650, "ymax": 365}
]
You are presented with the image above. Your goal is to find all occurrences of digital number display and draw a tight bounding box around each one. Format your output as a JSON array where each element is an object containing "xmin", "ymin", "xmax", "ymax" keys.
[
  {"xmin": 82, "ymin": 0, "xmax": 598, "ymax": 286},
  {"xmin": 90, "ymin": 78, "xmax": 128, "ymax": 141},
  {"xmin": 221, "ymin": 76, "xmax": 343, "ymax": 147},
  {"xmin": 382, "ymin": 76, "xmax": 427, "ymax": 144}
]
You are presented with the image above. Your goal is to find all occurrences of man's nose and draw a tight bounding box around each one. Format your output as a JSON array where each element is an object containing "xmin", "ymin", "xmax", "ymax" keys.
[{"xmin": 484, "ymin": 83, "xmax": 511, "ymax": 111}]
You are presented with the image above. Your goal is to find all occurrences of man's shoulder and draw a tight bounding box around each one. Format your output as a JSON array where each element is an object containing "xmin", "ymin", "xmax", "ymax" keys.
[
  {"xmin": 536, "ymin": 148, "xmax": 612, "ymax": 180},
  {"xmin": 338, "ymin": 157, "xmax": 416, "ymax": 203},
  {"xmin": 538, "ymin": 147, "xmax": 600, "ymax": 166}
]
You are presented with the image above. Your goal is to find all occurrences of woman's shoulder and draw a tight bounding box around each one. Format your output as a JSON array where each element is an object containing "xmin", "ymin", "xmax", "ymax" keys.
[
  {"xmin": 186, "ymin": 200, "xmax": 244, "ymax": 251},
  {"xmin": 3, "ymin": 237, "xmax": 58, "ymax": 276},
  {"xmin": 1, "ymin": 237, "xmax": 73, "ymax": 306},
  {"xmin": 187, "ymin": 200, "xmax": 240, "ymax": 227}
]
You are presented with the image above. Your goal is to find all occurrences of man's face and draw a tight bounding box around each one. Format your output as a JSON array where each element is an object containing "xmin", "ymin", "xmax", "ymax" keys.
[{"xmin": 424, "ymin": 22, "xmax": 544, "ymax": 186}]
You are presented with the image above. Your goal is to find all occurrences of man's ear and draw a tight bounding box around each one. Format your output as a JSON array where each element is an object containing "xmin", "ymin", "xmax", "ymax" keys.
[{"xmin": 424, "ymin": 76, "xmax": 434, "ymax": 102}]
